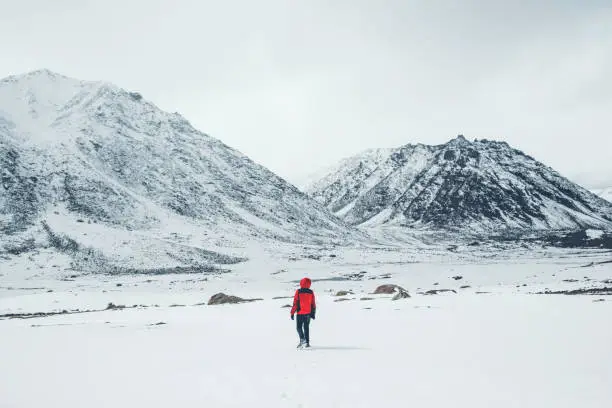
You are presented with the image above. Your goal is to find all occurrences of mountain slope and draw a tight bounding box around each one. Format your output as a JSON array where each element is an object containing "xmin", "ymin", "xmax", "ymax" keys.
[
  {"xmin": 0, "ymin": 70, "xmax": 357, "ymax": 272},
  {"xmin": 306, "ymin": 135, "xmax": 612, "ymax": 233}
]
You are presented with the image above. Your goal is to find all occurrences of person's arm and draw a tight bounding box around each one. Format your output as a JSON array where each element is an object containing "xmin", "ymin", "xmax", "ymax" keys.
[
  {"xmin": 310, "ymin": 292, "xmax": 316, "ymax": 319},
  {"xmin": 290, "ymin": 290, "xmax": 299, "ymax": 317}
]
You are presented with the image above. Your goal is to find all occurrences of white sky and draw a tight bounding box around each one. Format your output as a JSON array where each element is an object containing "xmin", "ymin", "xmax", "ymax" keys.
[{"xmin": 1, "ymin": 0, "xmax": 611, "ymax": 188}]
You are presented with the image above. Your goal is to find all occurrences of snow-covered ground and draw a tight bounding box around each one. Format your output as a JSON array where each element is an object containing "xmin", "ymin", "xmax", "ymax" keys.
[{"xmin": 2, "ymin": 245, "xmax": 612, "ymax": 407}]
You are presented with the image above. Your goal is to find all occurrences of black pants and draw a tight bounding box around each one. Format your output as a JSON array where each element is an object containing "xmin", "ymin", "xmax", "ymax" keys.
[{"xmin": 296, "ymin": 314, "xmax": 311, "ymax": 343}]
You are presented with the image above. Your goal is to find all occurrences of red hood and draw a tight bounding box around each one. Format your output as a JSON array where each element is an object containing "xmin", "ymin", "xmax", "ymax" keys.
[{"xmin": 300, "ymin": 278, "xmax": 311, "ymax": 289}]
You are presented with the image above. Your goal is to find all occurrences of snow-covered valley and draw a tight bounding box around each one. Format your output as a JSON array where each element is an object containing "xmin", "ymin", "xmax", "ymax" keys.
[
  {"xmin": 2, "ymin": 244, "xmax": 612, "ymax": 408},
  {"xmin": 2, "ymin": 69, "xmax": 612, "ymax": 408}
]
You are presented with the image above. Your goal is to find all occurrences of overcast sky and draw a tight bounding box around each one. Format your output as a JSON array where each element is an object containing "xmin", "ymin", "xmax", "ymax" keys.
[{"xmin": 1, "ymin": 0, "xmax": 611, "ymax": 188}]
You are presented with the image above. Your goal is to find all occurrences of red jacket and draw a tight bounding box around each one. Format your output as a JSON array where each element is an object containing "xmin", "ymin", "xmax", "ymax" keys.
[{"xmin": 291, "ymin": 278, "xmax": 316, "ymax": 316}]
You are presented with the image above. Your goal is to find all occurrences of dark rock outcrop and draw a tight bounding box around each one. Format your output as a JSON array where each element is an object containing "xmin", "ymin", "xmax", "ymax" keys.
[
  {"xmin": 423, "ymin": 289, "xmax": 457, "ymax": 295},
  {"xmin": 392, "ymin": 290, "xmax": 411, "ymax": 300},
  {"xmin": 537, "ymin": 287, "xmax": 612, "ymax": 296}
]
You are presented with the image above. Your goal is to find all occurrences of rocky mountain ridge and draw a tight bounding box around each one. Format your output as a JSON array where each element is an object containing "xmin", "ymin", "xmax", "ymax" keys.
[{"xmin": 306, "ymin": 135, "xmax": 612, "ymax": 233}]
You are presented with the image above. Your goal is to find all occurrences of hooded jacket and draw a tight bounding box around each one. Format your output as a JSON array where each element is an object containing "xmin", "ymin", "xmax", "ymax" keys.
[{"xmin": 291, "ymin": 278, "xmax": 316, "ymax": 316}]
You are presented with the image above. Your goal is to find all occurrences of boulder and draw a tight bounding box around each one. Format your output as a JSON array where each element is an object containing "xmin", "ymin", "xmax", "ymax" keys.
[
  {"xmin": 372, "ymin": 284, "xmax": 410, "ymax": 300},
  {"xmin": 335, "ymin": 290, "xmax": 352, "ymax": 296},
  {"xmin": 207, "ymin": 293, "xmax": 261, "ymax": 305},
  {"xmin": 373, "ymin": 284, "xmax": 407, "ymax": 295}
]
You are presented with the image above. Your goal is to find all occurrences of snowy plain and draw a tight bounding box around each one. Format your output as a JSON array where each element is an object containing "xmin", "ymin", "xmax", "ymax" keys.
[{"xmin": 2, "ymin": 244, "xmax": 612, "ymax": 408}]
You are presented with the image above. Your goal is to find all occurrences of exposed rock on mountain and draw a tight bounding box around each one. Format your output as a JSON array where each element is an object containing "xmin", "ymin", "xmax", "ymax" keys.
[{"xmin": 306, "ymin": 135, "xmax": 612, "ymax": 233}]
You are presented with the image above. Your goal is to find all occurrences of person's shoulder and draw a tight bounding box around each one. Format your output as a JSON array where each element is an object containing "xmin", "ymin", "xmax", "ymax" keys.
[{"xmin": 298, "ymin": 288, "xmax": 314, "ymax": 294}]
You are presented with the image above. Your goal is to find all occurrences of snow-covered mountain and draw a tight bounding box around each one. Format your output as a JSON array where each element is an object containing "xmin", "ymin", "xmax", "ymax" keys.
[
  {"xmin": 592, "ymin": 187, "xmax": 612, "ymax": 203},
  {"xmin": 306, "ymin": 135, "xmax": 612, "ymax": 233},
  {"xmin": 0, "ymin": 70, "xmax": 357, "ymax": 272}
]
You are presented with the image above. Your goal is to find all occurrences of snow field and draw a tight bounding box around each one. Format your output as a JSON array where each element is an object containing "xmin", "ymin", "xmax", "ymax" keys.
[{"xmin": 2, "ymin": 285, "xmax": 612, "ymax": 408}]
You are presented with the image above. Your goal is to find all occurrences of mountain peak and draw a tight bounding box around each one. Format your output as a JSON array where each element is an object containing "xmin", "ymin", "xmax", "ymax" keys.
[
  {"xmin": 1, "ymin": 69, "xmax": 77, "ymax": 85},
  {"xmin": 446, "ymin": 134, "xmax": 471, "ymax": 146},
  {"xmin": 0, "ymin": 70, "xmax": 109, "ymax": 136},
  {"xmin": 23, "ymin": 68, "xmax": 66, "ymax": 79},
  {"xmin": 307, "ymin": 137, "xmax": 612, "ymax": 233}
]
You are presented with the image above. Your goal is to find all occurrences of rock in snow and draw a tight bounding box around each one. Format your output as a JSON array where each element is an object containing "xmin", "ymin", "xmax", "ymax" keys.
[
  {"xmin": 207, "ymin": 293, "xmax": 262, "ymax": 305},
  {"xmin": 391, "ymin": 289, "xmax": 411, "ymax": 300},
  {"xmin": 373, "ymin": 284, "xmax": 407, "ymax": 295},
  {"xmin": 306, "ymin": 135, "xmax": 612, "ymax": 233}
]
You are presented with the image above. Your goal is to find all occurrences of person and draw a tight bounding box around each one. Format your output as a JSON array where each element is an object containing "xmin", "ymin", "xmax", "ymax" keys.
[{"xmin": 290, "ymin": 277, "xmax": 316, "ymax": 348}]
